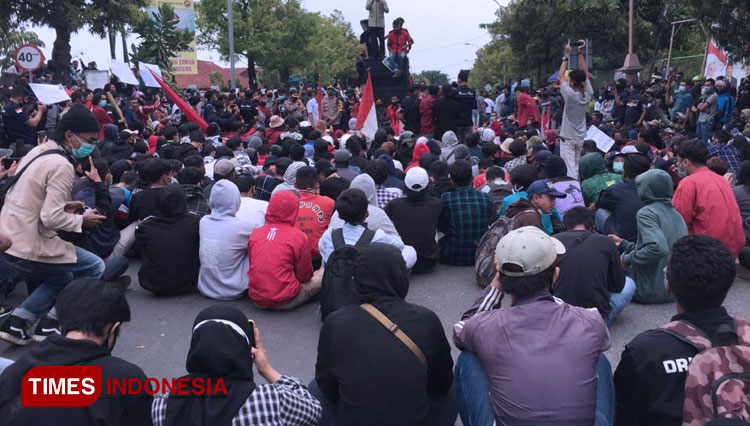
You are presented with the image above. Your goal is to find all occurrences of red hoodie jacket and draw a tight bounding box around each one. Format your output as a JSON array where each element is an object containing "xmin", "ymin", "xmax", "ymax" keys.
[
  {"xmin": 405, "ymin": 142, "xmax": 431, "ymax": 172},
  {"xmin": 247, "ymin": 191, "xmax": 313, "ymax": 307}
]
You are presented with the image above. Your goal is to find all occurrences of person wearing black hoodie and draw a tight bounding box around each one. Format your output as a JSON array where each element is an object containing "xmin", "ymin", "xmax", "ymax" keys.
[
  {"xmin": 99, "ymin": 125, "xmax": 134, "ymax": 162},
  {"xmin": 312, "ymin": 243, "xmax": 456, "ymax": 426},
  {"xmin": 152, "ymin": 305, "xmax": 321, "ymax": 426},
  {"xmin": 135, "ymin": 185, "xmax": 200, "ymax": 295},
  {"xmin": 385, "ymin": 167, "xmax": 442, "ymax": 273},
  {"xmin": 0, "ymin": 279, "xmax": 151, "ymax": 426}
]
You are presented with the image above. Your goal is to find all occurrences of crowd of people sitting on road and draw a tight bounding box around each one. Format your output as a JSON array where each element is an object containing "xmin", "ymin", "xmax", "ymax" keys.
[{"xmin": 1, "ymin": 38, "xmax": 750, "ymax": 425}]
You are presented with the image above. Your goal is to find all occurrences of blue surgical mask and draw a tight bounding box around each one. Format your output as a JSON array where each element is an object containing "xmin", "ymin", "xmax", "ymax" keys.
[
  {"xmin": 612, "ymin": 161, "xmax": 624, "ymax": 173},
  {"xmin": 99, "ymin": 100, "xmax": 107, "ymax": 107},
  {"xmin": 677, "ymin": 86, "xmax": 686, "ymax": 92},
  {"xmin": 73, "ymin": 142, "xmax": 95, "ymax": 159}
]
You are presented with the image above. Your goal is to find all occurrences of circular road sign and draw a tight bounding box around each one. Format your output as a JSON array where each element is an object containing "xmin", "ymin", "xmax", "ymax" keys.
[{"xmin": 14, "ymin": 44, "xmax": 45, "ymax": 72}]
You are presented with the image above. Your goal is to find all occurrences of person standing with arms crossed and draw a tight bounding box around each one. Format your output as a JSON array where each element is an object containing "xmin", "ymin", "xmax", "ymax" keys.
[
  {"xmin": 366, "ymin": 0, "xmax": 389, "ymax": 59},
  {"xmin": 558, "ymin": 41, "xmax": 594, "ymax": 180}
]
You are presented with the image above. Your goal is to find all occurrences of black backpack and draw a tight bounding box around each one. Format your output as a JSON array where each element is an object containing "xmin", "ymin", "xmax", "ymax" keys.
[{"xmin": 320, "ymin": 227, "xmax": 376, "ymax": 321}]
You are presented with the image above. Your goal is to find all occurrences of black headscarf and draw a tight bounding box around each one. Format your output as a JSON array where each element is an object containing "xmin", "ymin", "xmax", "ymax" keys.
[
  {"xmin": 163, "ymin": 305, "xmax": 256, "ymax": 426},
  {"xmin": 352, "ymin": 243, "xmax": 409, "ymax": 304}
]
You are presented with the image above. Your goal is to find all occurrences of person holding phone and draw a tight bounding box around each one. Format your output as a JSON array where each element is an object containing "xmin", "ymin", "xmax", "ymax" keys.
[
  {"xmin": 558, "ymin": 40, "xmax": 594, "ymax": 180},
  {"xmin": 152, "ymin": 305, "xmax": 321, "ymax": 426},
  {"xmin": 0, "ymin": 104, "xmax": 107, "ymax": 346}
]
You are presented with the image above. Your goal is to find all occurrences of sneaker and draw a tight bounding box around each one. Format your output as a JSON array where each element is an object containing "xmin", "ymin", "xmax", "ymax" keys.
[
  {"xmin": 0, "ymin": 315, "xmax": 32, "ymax": 345},
  {"xmin": 0, "ymin": 304, "xmax": 13, "ymax": 319},
  {"xmin": 113, "ymin": 275, "xmax": 131, "ymax": 292},
  {"xmin": 33, "ymin": 315, "xmax": 61, "ymax": 342}
]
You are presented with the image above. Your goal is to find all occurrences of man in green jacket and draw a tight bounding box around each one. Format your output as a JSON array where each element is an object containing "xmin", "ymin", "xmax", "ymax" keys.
[
  {"xmin": 608, "ymin": 169, "xmax": 687, "ymax": 303},
  {"xmin": 579, "ymin": 153, "xmax": 622, "ymax": 207}
]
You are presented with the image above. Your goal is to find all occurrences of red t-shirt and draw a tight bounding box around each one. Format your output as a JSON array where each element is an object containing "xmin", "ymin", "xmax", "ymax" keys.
[
  {"xmin": 295, "ymin": 191, "xmax": 335, "ymax": 259},
  {"xmin": 387, "ymin": 29, "xmax": 413, "ymax": 54}
]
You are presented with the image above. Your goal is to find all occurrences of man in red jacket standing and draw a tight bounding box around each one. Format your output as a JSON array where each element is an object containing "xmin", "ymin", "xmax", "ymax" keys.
[
  {"xmin": 419, "ymin": 85, "xmax": 438, "ymax": 137},
  {"xmin": 673, "ymin": 138, "xmax": 744, "ymax": 258},
  {"xmin": 247, "ymin": 191, "xmax": 321, "ymax": 309}
]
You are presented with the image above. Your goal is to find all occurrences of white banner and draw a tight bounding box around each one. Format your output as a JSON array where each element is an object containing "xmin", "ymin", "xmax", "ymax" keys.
[
  {"xmin": 84, "ymin": 70, "xmax": 110, "ymax": 90},
  {"xmin": 108, "ymin": 59, "xmax": 139, "ymax": 85},
  {"xmin": 139, "ymin": 62, "xmax": 162, "ymax": 88},
  {"xmin": 29, "ymin": 83, "xmax": 71, "ymax": 105},
  {"xmin": 586, "ymin": 125, "xmax": 615, "ymax": 153}
]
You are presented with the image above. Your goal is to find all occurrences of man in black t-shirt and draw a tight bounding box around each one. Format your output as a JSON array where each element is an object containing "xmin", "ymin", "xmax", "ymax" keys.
[
  {"xmin": 1, "ymin": 87, "xmax": 45, "ymax": 150},
  {"xmin": 454, "ymin": 70, "xmax": 477, "ymax": 144},
  {"xmin": 359, "ymin": 19, "xmax": 378, "ymax": 60},
  {"xmin": 553, "ymin": 207, "xmax": 634, "ymax": 325},
  {"xmin": 623, "ymin": 83, "xmax": 647, "ymax": 127}
]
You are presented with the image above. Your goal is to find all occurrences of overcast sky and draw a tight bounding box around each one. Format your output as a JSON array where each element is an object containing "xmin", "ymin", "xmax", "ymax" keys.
[{"xmin": 31, "ymin": 0, "xmax": 503, "ymax": 77}]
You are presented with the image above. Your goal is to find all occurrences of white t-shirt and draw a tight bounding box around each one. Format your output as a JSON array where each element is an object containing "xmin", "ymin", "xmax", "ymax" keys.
[{"xmin": 236, "ymin": 197, "xmax": 268, "ymax": 231}]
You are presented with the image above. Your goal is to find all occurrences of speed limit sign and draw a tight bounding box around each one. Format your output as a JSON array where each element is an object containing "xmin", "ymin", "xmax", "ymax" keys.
[{"xmin": 14, "ymin": 44, "xmax": 45, "ymax": 72}]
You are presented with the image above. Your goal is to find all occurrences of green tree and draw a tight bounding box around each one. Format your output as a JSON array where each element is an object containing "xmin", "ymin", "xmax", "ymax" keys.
[
  {"xmin": 1, "ymin": 0, "xmax": 145, "ymax": 84},
  {"xmin": 468, "ymin": 38, "xmax": 519, "ymax": 89},
  {"xmin": 411, "ymin": 70, "xmax": 450, "ymax": 86},
  {"xmin": 300, "ymin": 10, "xmax": 361, "ymax": 85},
  {"xmin": 689, "ymin": 0, "xmax": 750, "ymax": 61},
  {"xmin": 130, "ymin": 3, "xmax": 194, "ymax": 72},
  {"xmin": 0, "ymin": 31, "xmax": 44, "ymax": 70}
]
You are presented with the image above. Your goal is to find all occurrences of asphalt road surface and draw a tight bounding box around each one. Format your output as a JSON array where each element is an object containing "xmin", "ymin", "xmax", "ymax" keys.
[{"xmin": 2, "ymin": 261, "xmax": 750, "ymax": 422}]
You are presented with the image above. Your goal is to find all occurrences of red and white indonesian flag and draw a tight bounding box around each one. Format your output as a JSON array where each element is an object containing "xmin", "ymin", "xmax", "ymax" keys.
[
  {"xmin": 356, "ymin": 72, "xmax": 379, "ymax": 140},
  {"xmin": 704, "ymin": 39, "xmax": 727, "ymax": 80}
]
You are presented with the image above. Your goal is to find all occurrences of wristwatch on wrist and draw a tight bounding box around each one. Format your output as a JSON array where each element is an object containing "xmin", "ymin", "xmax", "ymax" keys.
[{"xmin": 562, "ymin": 56, "xmax": 569, "ymax": 62}]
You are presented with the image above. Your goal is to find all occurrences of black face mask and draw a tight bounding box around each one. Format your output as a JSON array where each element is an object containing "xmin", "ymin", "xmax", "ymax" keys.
[{"xmin": 101, "ymin": 324, "xmax": 119, "ymax": 351}]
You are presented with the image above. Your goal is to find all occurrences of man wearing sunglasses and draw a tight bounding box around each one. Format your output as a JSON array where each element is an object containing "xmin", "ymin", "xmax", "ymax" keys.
[{"xmin": 0, "ymin": 104, "xmax": 107, "ymax": 346}]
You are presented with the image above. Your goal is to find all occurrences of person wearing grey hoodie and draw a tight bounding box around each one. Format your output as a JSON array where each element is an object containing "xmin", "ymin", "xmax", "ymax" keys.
[
  {"xmin": 609, "ymin": 169, "xmax": 688, "ymax": 304},
  {"xmin": 198, "ymin": 180, "xmax": 253, "ymax": 300},
  {"xmin": 328, "ymin": 173, "xmax": 400, "ymax": 238},
  {"xmin": 440, "ymin": 131, "xmax": 459, "ymax": 164}
]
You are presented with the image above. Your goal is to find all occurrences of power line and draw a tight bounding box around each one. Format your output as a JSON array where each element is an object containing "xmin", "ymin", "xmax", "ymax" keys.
[{"xmin": 409, "ymin": 35, "xmax": 490, "ymax": 55}]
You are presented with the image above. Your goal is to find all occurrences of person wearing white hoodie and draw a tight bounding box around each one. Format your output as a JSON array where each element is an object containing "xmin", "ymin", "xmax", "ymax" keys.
[
  {"xmin": 198, "ymin": 180, "xmax": 252, "ymax": 300},
  {"xmin": 441, "ymin": 130, "xmax": 460, "ymax": 164}
]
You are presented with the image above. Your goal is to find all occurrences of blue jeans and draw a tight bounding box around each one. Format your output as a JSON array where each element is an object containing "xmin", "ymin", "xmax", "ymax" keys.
[
  {"xmin": 595, "ymin": 208, "xmax": 613, "ymax": 235},
  {"xmin": 697, "ymin": 120, "xmax": 714, "ymax": 145},
  {"xmin": 389, "ymin": 52, "xmax": 406, "ymax": 72},
  {"xmin": 0, "ymin": 247, "xmax": 104, "ymax": 320},
  {"xmin": 606, "ymin": 277, "xmax": 636, "ymax": 325},
  {"xmin": 102, "ymin": 256, "xmax": 129, "ymax": 281},
  {"xmin": 454, "ymin": 352, "xmax": 615, "ymax": 426},
  {"xmin": 308, "ymin": 379, "xmax": 457, "ymax": 426}
]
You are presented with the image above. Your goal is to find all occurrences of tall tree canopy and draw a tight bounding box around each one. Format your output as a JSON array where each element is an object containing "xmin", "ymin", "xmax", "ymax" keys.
[{"xmin": 130, "ymin": 3, "xmax": 194, "ymax": 72}]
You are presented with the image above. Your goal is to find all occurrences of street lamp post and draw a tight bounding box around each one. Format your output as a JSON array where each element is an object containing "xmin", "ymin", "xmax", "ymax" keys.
[
  {"xmin": 620, "ymin": 0, "xmax": 642, "ymax": 83},
  {"xmin": 228, "ymin": 0, "xmax": 236, "ymax": 90}
]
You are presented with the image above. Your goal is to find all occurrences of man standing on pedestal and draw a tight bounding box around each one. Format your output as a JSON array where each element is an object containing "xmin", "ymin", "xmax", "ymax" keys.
[{"xmin": 366, "ymin": 0, "xmax": 389, "ymax": 59}]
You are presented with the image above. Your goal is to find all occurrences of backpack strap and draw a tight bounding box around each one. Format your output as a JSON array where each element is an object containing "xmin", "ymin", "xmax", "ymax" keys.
[
  {"xmin": 360, "ymin": 303, "xmax": 428, "ymax": 368},
  {"xmin": 354, "ymin": 228, "xmax": 376, "ymax": 247},
  {"xmin": 660, "ymin": 319, "xmax": 713, "ymax": 352},
  {"xmin": 1, "ymin": 149, "xmax": 65, "ymax": 195},
  {"xmin": 332, "ymin": 228, "xmax": 346, "ymax": 250}
]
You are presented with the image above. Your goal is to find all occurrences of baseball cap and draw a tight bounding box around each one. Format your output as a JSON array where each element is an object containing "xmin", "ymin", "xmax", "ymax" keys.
[
  {"xmin": 405, "ymin": 167, "xmax": 429, "ymax": 191},
  {"xmin": 334, "ymin": 149, "xmax": 352, "ymax": 162},
  {"xmin": 500, "ymin": 138, "xmax": 514, "ymax": 154},
  {"xmin": 495, "ymin": 226, "xmax": 566, "ymax": 277},
  {"xmin": 621, "ymin": 145, "xmax": 639, "ymax": 154},
  {"xmin": 526, "ymin": 179, "xmax": 565, "ymax": 198},
  {"xmin": 214, "ymin": 159, "xmax": 235, "ymax": 177}
]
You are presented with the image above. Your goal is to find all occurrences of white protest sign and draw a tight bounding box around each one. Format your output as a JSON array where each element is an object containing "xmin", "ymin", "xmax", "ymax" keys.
[
  {"xmin": 29, "ymin": 83, "xmax": 70, "ymax": 105},
  {"xmin": 84, "ymin": 70, "xmax": 110, "ymax": 90},
  {"xmin": 139, "ymin": 62, "xmax": 162, "ymax": 88},
  {"xmin": 585, "ymin": 125, "xmax": 615, "ymax": 153},
  {"xmin": 108, "ymin": 59, "xmax": 139, "ymax": 85}
]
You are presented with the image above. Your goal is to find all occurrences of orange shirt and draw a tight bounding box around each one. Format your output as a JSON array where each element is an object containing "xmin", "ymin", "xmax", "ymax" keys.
[{"xmin": 296, "ymin": 191, "xmax": 335, "ymax": 259}]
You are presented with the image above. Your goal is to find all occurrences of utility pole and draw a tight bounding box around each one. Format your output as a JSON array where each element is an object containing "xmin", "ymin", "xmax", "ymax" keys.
[
  {"xmin": 620, "ymin": 0, "xmax": 642, "ymax": 83},
  {"xmin": 228, "ymin": 0, "xmax": 236, "ymax": 90}
]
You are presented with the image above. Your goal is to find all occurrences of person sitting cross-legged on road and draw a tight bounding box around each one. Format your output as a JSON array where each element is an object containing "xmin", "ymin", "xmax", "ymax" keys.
[
  {"xmin": 614, "ymin": 235, "xmax": 743, "ymax": 425},
  {"xmin": 553, "ymin": 206, "xmax": 634, "ymax": 325},
  {"xmin": 438, "ymin": 160, "xmax": 493, "ymax": 266},
  {"xmin": 319, "ymin": 188, "xmax": 415, "ymax": 269},
  {"xmin": 453, "ymin": 226, "xmax": 612, "ymax": 426},
  {"xmin": 198, "ymin": 180, "xmax": 252, "ymax": 301},
  {"xmin": 152, "ymin": 305, "xmax": 321, "ymax": 426},
  {"xmin": 311, "ymin": 243, "xmax": 456, "ymax": 426},
  {"xmin": 247, "ymin": 191, "xmax": 322, "ymax": 310}
]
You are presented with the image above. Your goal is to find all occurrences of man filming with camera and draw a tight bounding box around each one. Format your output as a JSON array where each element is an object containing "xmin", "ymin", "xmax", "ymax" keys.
[{"xmin": 558, "ymin": 40, "xmax": 594, "ymax": 181}]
